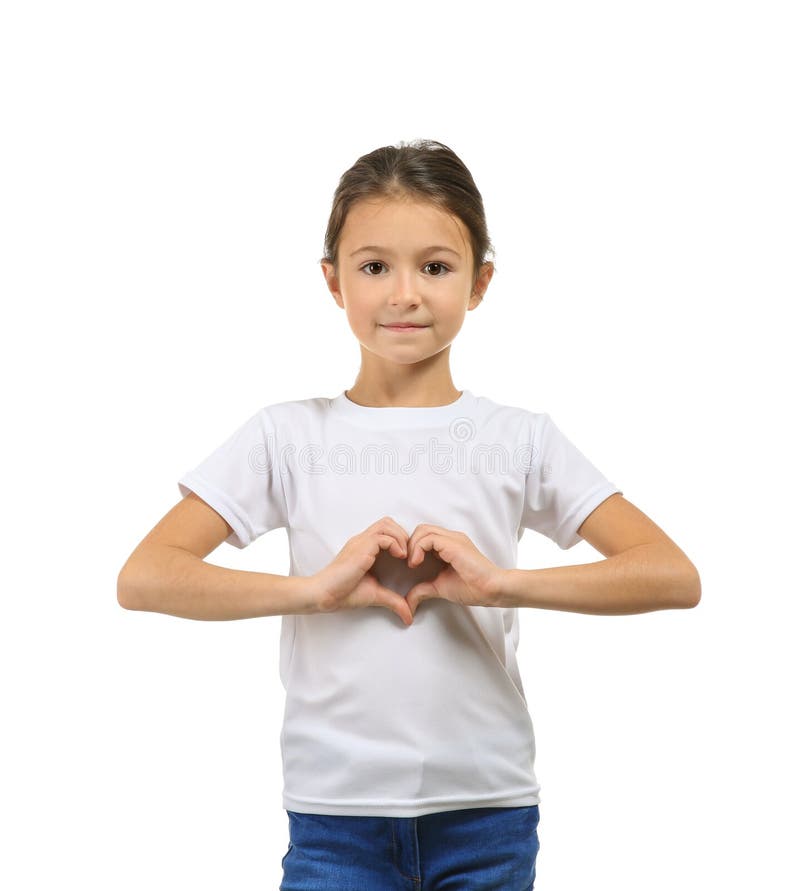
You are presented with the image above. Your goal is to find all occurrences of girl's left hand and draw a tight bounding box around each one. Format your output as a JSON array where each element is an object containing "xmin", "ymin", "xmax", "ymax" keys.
[{"xmin": 404, "ymin": 524, "xmax": 504, "ymax": 617}]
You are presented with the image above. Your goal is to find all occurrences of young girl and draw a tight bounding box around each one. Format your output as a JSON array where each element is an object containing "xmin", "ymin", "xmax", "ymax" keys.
[{"xmin": 118, "ymin": 139, "xmax": 701, "ymax": 890}]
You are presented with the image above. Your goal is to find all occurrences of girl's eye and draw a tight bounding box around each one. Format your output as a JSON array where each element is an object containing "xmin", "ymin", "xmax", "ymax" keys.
[
  {"xmin": 362, "ymin": 262, "xmax": 386, "ymax": 276},
  {"xmin": 424, "ymin": 262, "xmax": 450, "ymax": 276},
  {"xmin": 359, "ymin": 261, "xmax": 451, "ymax": 276}
]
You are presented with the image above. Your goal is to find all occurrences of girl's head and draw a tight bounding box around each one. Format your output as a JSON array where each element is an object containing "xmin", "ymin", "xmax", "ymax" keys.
[
  {"xmin": 321, "ymin": 139, "xmax": 495, "ymax": 293},
  {"xmin": 320, "ymin": 139, "xmax": 495, "ymax": 373}
]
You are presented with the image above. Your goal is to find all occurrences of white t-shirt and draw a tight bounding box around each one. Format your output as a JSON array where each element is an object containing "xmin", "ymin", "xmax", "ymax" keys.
[{"xmin": 178, "ymin": 389, "xmax": 622, "ymax": 817}]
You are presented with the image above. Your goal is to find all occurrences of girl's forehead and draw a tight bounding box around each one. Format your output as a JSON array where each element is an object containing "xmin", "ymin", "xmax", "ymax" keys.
[{"xmin": 342, "ymin": 197, "xmax": 467, "ymax": 245}]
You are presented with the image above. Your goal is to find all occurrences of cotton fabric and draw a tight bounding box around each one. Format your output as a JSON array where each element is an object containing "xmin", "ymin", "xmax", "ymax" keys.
[{"xmin": 178, "ymin": 389, "xmax": 622, "ymax": 817}]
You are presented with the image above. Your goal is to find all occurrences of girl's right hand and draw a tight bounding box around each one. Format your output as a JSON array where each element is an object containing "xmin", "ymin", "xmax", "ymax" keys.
[{"xmin": 311, "ymin": 517, "xmax": 413, "ymax": 626}]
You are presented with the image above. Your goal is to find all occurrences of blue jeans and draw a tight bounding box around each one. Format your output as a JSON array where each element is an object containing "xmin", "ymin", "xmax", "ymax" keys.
[{"xmin": 279, "ymin": 804, "xmax": 540, "ymax": 890}]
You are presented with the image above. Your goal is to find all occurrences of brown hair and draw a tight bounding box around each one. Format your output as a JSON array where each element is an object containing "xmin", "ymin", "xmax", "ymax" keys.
[{"xmin": 321, "ymin": 139, "xmax": 496, "ymax": 293}]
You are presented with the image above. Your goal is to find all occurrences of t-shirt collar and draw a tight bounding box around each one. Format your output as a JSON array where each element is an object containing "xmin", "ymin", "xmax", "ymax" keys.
[{"xmin": 329, "ymin": 389, "xmax": 475, "ymax": 429}]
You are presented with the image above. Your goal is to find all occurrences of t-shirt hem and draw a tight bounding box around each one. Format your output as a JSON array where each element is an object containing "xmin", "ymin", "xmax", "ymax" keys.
[{"xmin": 282, "ymin": 787, "xmax": 541, "ymax": 818}]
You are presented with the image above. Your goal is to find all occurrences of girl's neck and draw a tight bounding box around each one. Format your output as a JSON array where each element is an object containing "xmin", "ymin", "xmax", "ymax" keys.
[{"xmin": 345, "ymin": 380, "xmax": 462, "ymax": 409}]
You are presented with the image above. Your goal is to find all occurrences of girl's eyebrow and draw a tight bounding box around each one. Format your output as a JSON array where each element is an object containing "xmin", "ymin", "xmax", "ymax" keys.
[{"xmin": 349, "ymin": 244, "xmax": 461, "ymax": 258}]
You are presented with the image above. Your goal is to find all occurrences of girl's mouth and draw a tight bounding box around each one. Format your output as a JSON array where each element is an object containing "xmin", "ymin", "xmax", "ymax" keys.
[{"xmin": 381, "ymin": 324, "xmax": 429, "ymax": 332}]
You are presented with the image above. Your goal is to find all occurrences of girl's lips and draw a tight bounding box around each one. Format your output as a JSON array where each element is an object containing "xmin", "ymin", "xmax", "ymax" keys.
[{"xmin": 381, "ymin": 324, "xmax": 429, "ymax": 331}]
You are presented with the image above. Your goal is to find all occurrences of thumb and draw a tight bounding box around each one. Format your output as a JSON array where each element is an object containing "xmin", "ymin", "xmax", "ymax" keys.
[
  {"xmin": 406, "ymin": 580, "xmax": 437, "ymax": 616},
  {"xmin": 373, "ymin": 584, "xmax": 414, "ymax": 627}
]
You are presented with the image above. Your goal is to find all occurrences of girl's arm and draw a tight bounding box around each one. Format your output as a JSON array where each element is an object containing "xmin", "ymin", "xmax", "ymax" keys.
[
  {"xmin": 118, "ymin": 492, "xmax": 318, "ymax": 621},
  {"xmin": 495, "ymin": 494, "xmax": 701, "ymax": 615}
]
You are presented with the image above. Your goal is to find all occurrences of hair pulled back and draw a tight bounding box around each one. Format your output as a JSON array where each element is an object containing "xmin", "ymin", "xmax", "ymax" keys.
[{"xmin": 321, "ymin": 139, "xmax": 495, "ymax": 291}]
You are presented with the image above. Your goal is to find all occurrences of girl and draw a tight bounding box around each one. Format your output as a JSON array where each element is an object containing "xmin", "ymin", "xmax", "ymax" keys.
[{"xmin": 118, "ymin": 139, "xmax": 701, "ymax": 890}]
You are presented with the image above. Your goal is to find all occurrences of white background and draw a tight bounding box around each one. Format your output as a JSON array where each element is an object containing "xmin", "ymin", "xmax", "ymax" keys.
[{"xmin": 2, "ymin": 1, "xmax": 797, "ymax": 888}]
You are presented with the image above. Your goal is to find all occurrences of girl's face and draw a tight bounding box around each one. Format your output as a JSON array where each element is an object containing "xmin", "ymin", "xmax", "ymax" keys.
[{"xmin": 321, "ymin": 197, "xmax": 493, "ymax": 367}]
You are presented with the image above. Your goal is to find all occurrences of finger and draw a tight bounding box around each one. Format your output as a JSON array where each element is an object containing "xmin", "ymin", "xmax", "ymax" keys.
[
  {"xmin": 406, "ymin": 523, "xmax": 429, "ymax": 559},
  {"xmin": 371, "ymin": 516, "xmax": 410, "ymax": 551},
  {"xmin": 407, "ymin": 526, "xmax": 458, "ymax": 566},
  {"xmin": 406, "ymin": 581, "xmax": 433, "ymax": 616},
  {"xmin": 373, "ymin": 584, "xmax": 414, "ymax": 626},
  {"xmin": 408, "ymin": 523, "xmax": 449, "ymax": 544},
  {"xmin": 409, "ymin": 531, "xmax": 451, "ymax": 567},
  {"xmin": 375, "ymin": 532, "xmax": 407, "ymax": 558}
]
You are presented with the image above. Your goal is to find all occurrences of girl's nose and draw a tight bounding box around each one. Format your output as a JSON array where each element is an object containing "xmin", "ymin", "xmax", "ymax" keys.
[{"xmin": 391, "ymin": 269, "xmax": 420, "ymax": 305}]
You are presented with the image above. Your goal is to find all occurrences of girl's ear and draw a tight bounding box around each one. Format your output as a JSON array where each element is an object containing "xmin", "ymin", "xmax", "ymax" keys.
[
  {"xmin": 320, "ymin": 261, "xmax": 344, "ymax": 307},
  {"xmin": 470, "ymin": 261, "xmax": 495, "ymax": 305}
]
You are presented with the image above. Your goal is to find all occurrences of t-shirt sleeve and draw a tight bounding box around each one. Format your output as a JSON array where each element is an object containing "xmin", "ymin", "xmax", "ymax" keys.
[
  {"xmin": 177, "ymin": 407, "xmax": 288, "ymax": 549},
  {"xmin": 520, "ymin": 412, "xmax": 623, "ymax": 550}
]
